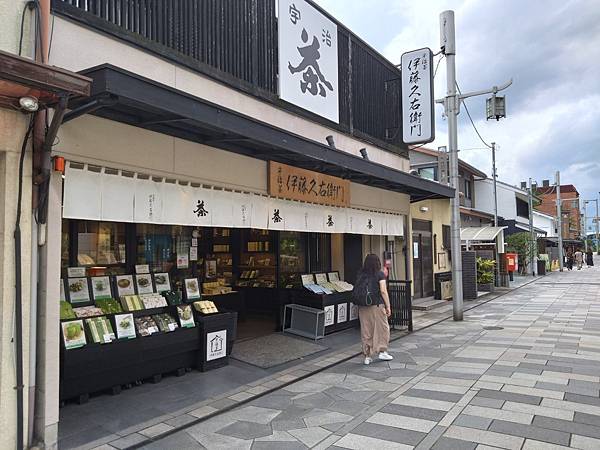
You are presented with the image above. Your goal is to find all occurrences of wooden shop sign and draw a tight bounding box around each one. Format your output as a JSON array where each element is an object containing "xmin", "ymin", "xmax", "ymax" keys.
[{"xmin": 268, "ymin": 161, "xmax": 350, "ymax": 207}]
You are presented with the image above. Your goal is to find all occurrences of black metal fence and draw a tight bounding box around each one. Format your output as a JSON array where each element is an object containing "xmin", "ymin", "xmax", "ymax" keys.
[
  {"xmin": 52, "ymin": 0, "xmax": 405, "ymax": 153},
  {"xmin": 387, "ymin": 280, "xmax": 413, "ymax": 332}
]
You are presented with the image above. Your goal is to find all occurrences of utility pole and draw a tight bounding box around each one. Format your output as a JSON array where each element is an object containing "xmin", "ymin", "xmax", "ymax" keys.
[
  {"xmin": 492, "ymin": 142, "xmax": 499, "ymax": 286},
  {"xmin": 528, "ymin": 178, "xmax": 535, "ymax": 275},
  {"xmin": 438, "ymin": 10, "xmax": 512, "ymax": 320},
  {"xmin": 583, "ymin": 201, "xmax": 588, "ymax": 253},
  {"xmin": 492, "ymin": 142, "xmax": 498, "ymax": 227},
  {"xmin": 556, "ymin": 171, "xmax": 564, "ymax": 271},
  {"xmin": 596, "ymin": 197, "xmax": 599, "ymax": 255},
  {"xmin": 440, "ymin": 10, "xmax": 463, "ymax": 321}
]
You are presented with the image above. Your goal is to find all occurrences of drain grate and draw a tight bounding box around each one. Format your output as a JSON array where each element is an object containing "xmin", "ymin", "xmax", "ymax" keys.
[{"xmin": 483, "ymin": 326, "xmax": 504, "ymax": 330}]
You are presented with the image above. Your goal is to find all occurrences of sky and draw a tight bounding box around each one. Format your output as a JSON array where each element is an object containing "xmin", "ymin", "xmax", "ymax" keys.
[{"xmin": 316, "ymin": 0, "xmax": 600, "ymax": 230}]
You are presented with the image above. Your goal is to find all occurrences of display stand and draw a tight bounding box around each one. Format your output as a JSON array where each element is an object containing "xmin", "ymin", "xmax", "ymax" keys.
[
  {"xmin": 280, "ymin": 289, "xmax": 358, "ymax": 335},
  {"xmin": 195, "ymin": 311, "xmax": 238, "ymax": 372},
  {"xmin": 59, "ymin": 325, "xmax": 199, "ymax": 403}
]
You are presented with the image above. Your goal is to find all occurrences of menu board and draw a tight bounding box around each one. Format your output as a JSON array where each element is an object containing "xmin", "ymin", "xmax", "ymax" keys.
[
  {"xmin": 301, "ymin": 274, "xmax": 315, "ymax": 286},
  {"xmin": 315, "ymin": 273, "xmax": 328, "ymax": 284}
]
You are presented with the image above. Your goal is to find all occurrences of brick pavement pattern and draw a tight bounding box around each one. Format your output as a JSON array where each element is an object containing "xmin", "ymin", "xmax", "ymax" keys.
[{"xmin": 137, "ymin": 262, "xmax": 600, "ymax": 449}]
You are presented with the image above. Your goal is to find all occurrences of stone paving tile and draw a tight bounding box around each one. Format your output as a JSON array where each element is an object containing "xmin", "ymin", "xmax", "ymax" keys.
[
  {"xmin": 367, "ymin": 412, "xmax": 437, "ymax": 433},
  {"xmin": 462, "ymin": 405, "xmax": 532, "ymax": 425},
  {"xmin": 475, "ymin": 388, "xmax": 541, "ymax": 405},
  {"xmin": 379, "ymin": 404, "xmax": 447, "ymax": 422},
  {"xmin": 287, "ymin": 426, "xmax": 331, "ymax": 447},
  {"xmin": 570, "ymin": 434, "xmax": 600, "ymax": 450},
  {"xmin": 217, "ymin": 420, "xmax": 272, "ymax": 439},
  {"xmin": 532, "ymin": 415, "xmax": 600, "ymax": 439},
  {"xmin": 487, "ymin": 418, "xmax": 570, "ymax": 446},
  {"xmin": 431, "ymin": 436, "xmax": 477, "ymax": 450},
  {"xmin": 351, "ymin": 421, "xmax": 426, "ymax": 446},
  {"xmin": 333, "ymin": 433, "xmax": 412, "ymax": 450},
  {"xmin": 469, "ymin": 396, "xmax": 504, "ymax": 409},
  {"xmin": 404, "ymin": 388, "xmax": 464, "ymax": 403},
  {"xmin": 452, "ymin": 414, "xmax": 493, "ymax": 430},
  {"xmin": 443, "ymin": 425, "xmax": 524, "ymax": 449}
]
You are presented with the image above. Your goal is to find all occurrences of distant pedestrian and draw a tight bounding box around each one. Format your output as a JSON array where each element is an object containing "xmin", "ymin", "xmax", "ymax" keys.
[
  {"xmin": 353, "ymin": 254, "xmax": 393, "ymax": 365},
  {"xmin": 566, "ymin": 251, "xmax": 574, "ymax": 271},
  {"xmin": 575, "ymin": 249, "xmax": 584, "ymax": 270},
  {"xmin": 586, "ymin": 249, "xmax": 594, "ymax": 267}
]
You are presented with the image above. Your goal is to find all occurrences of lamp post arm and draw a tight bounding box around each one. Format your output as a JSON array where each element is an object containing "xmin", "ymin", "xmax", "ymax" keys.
[{"xmin": 435, "ymin": 79, "xmax": 513, "ymax": 104}]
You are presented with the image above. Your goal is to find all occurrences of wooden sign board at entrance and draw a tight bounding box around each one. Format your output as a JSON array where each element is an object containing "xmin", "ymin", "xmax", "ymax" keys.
[{"xmin": 268, "ymin": 161, "xmax": 350, "ymax": 207}]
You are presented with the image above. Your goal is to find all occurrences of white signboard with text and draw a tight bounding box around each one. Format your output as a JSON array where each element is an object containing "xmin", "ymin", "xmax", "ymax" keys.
[
  {"xmin": 278, "ymin": 0, "xmax": 339, "ymax": 123},
  {"xmin": 401, "ymin": 48, "xmax": 434, "ymax": 144},
  {"xmin": 207, "ymin": 330, "xmax": 227, "ymax": 361}
]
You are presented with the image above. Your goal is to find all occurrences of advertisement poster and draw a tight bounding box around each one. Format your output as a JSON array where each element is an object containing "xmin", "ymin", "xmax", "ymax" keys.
[{"xmin": 135, "ymin": 274, "xmax": 154, "ymax": 294}]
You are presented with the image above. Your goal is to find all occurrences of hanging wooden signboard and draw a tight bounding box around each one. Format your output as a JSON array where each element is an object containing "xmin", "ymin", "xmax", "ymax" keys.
[{"xmin": 268, "ymin": 161, "xmax": 350, "ymax": 207}]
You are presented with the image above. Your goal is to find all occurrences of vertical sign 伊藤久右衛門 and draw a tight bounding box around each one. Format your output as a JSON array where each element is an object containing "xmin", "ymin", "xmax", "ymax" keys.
[
  {"xmin": 401, "ymin": 48, "xmax": 435, "ymax": 145},
  {"xmin": 278, "ymin": 0, "xmax": 339, "ymax": 123}
]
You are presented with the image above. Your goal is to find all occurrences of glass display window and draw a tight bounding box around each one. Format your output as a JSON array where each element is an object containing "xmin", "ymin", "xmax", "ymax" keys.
[
  {"xmin": 279, "ymin": 232, "xmax": 307, "ymax": 288},
  {"xmin": 69, "ymin": 220, "xmax": 126, "ymax": 268}
]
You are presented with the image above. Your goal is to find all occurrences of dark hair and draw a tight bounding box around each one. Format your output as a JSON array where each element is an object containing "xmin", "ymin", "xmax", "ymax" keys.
[{"xmin": 362, "ymin": 253, "xmax": 381, "ymax": 276}]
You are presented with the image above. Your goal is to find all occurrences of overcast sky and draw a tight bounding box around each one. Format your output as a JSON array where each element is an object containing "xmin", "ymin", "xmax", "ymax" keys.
[{"xmin": 316, "ymin": 0, "xmax": 600, "ymax": 228}]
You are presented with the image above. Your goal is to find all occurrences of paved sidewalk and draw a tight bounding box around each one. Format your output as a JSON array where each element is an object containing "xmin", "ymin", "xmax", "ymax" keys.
[{"xmin": 139, "ymin": 260, "xmax": 600, "ymax": 449}]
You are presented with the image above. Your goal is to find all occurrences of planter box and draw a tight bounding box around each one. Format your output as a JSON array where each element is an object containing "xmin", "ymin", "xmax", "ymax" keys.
[{"xmin": 478, "ymin": 283, "xmax": 494, "ymax": 292}]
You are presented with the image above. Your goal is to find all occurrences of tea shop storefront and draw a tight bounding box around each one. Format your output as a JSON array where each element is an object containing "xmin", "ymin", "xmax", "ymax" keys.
[{"xmin": 48, "ymin": 65, "xmax": 453, "ymax": 402}]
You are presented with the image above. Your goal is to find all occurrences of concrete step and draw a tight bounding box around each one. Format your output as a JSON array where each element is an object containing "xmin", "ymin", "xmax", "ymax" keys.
[{"xmin": 412, "ymin": 297, "xmax": 450, "ymax": 311}]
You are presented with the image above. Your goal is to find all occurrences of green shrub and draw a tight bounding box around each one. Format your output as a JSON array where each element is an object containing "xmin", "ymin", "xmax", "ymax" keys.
[{"xmin": 477, "ymin": 257, "xmax": 495, "ymax": 284}]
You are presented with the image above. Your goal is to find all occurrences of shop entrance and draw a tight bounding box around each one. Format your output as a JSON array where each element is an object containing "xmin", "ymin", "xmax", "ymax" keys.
[{"xmin": 412, "ymin": 219, "xmax": 434, "ymax": 298}]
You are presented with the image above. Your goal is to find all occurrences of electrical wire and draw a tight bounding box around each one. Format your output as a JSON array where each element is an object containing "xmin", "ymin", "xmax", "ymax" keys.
[
  {"xmin": 433, "ymin": 54, "xmax": 444, "ymax": 78},
  {"xmin": 456, "ymin": 81, "xmax": 492, "ymax": 149}
]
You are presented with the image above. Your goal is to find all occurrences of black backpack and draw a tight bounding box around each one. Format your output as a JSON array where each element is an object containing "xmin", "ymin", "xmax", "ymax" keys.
[{"xmin": 352, "ymin": 272, "xmax": 375, "ymax": 306}]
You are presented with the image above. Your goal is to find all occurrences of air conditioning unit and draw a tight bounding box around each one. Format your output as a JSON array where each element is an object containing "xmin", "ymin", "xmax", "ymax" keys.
[{"xmin": 441, "ymin": 280, "xmax": 453, "ymax": 300}]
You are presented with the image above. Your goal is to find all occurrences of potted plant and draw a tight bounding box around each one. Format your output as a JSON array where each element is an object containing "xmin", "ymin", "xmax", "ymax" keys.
[{"xmin": 477, "ymin": 257, "xmax": 495, "ymax": 292}]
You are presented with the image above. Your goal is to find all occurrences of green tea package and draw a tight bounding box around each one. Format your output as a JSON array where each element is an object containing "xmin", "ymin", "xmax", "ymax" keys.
[
  {"xmin": 85, "ymin": 316, "xmax": 116, "ymax": 344},
  {"xmin": 61, "ymin": 320, "xmax": 87, "ymax": 349},
  {"xmin": 114, "ymin": 313, "xmax": 136, "ymax": 339},
  {"xmin": 60, "ymin": 301, "xmax": 76, "ymax": 320},
  {"xmin": 176, "ymin": 305, "xmax": 195, "ymax": 328},
  {"xmin": 95, "ymin": 298, "xmax": 123, "ymax": 315},
  {"xmin": 120, "ymin": 295, "xmax": 144, "ymax": 312},
  {"xmin": 152, "ymin": 313, "xmax": 179, "ymax": 332}
]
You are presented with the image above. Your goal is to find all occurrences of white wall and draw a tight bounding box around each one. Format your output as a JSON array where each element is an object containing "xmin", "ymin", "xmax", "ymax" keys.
[
  {"xmin": 474, "ymin": 178, "xmax": 518, "ymax": 219},
  {"xmin": 49, "ymin": 16, "xmax": 410, "ymax": 173},
  {"xmin": 534, "ymin": 211, "xmax": 556, "ymax": 238}
]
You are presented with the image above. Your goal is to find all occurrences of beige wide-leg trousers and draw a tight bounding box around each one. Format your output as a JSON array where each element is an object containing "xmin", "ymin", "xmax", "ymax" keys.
[{"xmin": 358, "ymin": 304, "xmax": 390, "ymax": 357}]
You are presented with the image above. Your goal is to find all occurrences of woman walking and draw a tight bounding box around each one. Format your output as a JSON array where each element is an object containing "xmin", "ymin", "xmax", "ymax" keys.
[
  {"xmin": 586, "ymin": 249, "xmax": 594, "ymax": 267},
  {"xmin": 356, "ymin": 254, "xmax": 393, "ymax": 365}
]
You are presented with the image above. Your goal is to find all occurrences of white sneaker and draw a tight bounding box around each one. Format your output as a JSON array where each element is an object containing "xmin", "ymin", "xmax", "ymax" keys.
[
  {"xmin": 363, "ymin": 357, "xmax": 372, "ymax": 365},
  {"xmin": 378, "ymin": 351, "xmax": 394, "ymax": 361}
]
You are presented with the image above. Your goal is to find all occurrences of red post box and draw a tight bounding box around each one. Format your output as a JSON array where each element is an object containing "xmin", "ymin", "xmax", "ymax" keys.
[{"xmin": 505, "ymin": 253, "xmax": 518, "ymax": 272}]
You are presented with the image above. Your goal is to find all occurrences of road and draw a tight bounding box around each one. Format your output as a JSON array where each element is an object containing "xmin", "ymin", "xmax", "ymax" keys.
[{"xmin": 139, "ymin": 261, "xmax": 600, "ymax": 449}]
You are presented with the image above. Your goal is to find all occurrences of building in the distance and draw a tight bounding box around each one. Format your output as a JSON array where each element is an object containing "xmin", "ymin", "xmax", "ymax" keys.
[{"xmin": 532, "ymin": 180, "xmax": 581, "ymax": 240}]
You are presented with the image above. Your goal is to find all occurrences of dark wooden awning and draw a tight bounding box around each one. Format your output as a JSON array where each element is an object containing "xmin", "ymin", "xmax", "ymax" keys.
[
  {"xmin": 0, "ymin": 50, "xmax": 91, "ymax": 110},
  {"xmin": 65, "ymin": 64, "xmax": 454, "ymax": 202}
]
